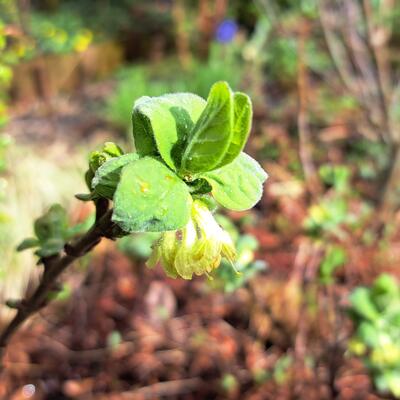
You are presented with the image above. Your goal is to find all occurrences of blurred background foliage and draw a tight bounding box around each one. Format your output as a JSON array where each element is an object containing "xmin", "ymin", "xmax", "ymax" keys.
[{"xmin": 1, "ymin": 0, "xmax": 400, "ymax": 398}]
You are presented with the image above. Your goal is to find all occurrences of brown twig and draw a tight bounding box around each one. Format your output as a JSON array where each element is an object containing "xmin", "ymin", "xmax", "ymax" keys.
[
  {"xmin": 172, "ymin": 0, "xmax": 192, "ymax": 70},
  {"xmin": 318, "ymin": 1, "xmax": 361, "ymax": 97},
  {"xmin": 319, "ymin": 0, "xmax": 387, "ymax": 141},
  {"xmin": 104, "ymin": 378, "xmax": 203, "ymax": 400},
  {"xmin": 0, "ymin": 204, "xmax": 116, "ymax": 367},
  {"xmin": 363, "ymin": 0, "xmax": 393, "ymax": 110},
  {"xmin": 297, "ymin": 21, "xmax": 323, "ymax": 199}
]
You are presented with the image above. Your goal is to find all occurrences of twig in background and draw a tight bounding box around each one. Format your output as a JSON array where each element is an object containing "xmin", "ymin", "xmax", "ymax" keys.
[
  {"xmin": 319, "ymin": 0, "xmax": 400, "ymax": 229},
  {"xmin": 196, "ymin": 0, "xmax": 227, "ymax": 59},
  {"xmin": 297, "ymin": 21, "xmax": 323, "ymax": 199},
  {"xmin": 101, "ymin": 378, "xmax": 203, "ymax": 400},
  {"xmin": 363, "ymin": 0, "xmax": 394, "ymax": 109},
  {"xmin": 172, "ymin": 0, "xmax": 192, "ymax": 70}
]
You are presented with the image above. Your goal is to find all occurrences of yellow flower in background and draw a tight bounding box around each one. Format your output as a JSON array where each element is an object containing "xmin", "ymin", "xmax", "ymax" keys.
[
  {"xmin": 73, "ymin": 29, "xmax": 93, "ymax": 53},
  {"xmin": 147, "ymin": 199, "xmax": 237, "ymax": 280},
  {"xmin": 0, "ymin": 64, "xmax": 12, "ymax": 85}
]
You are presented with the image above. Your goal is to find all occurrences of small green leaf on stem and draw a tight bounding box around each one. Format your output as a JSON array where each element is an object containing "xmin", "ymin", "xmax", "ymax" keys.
[
  {"xmin": 16, "ymin": 237, "xmax": 40, "ymax": 251},
  {"xmin": 34, "ymin": 204, "xmax": 68, "ymax": 242}
]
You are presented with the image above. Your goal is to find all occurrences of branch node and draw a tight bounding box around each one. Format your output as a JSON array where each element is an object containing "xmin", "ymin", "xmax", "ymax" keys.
[
  {"xmin": 64, "ymin": 243, "xmax": 85, "ymax": 258},
  {"xmin": 5, "ymin": 299, "xmax": 24, "ymax": 310}
]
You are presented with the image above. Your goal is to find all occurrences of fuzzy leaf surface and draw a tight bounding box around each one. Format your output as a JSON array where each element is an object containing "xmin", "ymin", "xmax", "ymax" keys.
[
  {"xmin": 181, "ymin": 81, "xmax": 234, "ymax": 174},
  {"xmin": 92, "ymin": 153, "xmax": 139, "ymax": 199},
  {"xmin": 112, "ymin": 157, "xmax": 191, "ymax": 232},
  {"xmin": 132, "ymin": 93, "xmax": 206, "ymax": 170},
  {"xmin": 202, "ymin": 152, "xmax": 267, "ymax": 211},
  {"xmin": 216, "ymin": 92, "xmax": 252, "ymax": 168}
]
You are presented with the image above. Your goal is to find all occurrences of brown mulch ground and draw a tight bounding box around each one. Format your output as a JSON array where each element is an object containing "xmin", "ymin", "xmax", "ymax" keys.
[{"xmin": 2, "ymin": 81, "xmax": 398, "ymax": 400}]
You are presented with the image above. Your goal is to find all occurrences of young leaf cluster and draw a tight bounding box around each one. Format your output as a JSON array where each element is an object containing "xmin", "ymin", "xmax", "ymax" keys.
[
  {"xmin": 17, "ymin": 82, "xmax": 267, "ymax": 281},
  {"xmin": 17, "ymin": 204, "xmax": 93, "ymax": 257},
  {"xmin": 87, "ymin": 81, "xmax": 267, "ymax": 234}
]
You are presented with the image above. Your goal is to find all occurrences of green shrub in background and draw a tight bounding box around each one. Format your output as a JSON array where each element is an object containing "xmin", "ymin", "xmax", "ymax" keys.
[
  {"xmin": 318, "ymin": 244, "xmax": 347, "ymax": 285},
  {"xmin": 22, "ymin": 0, "xmax": 173, "ymax": 59},
  {"xmin": 27, "ymin": 11, "xmax": 93, "ymax": 58},
  {"xmin": 0, "ymin": 2, "xmax": 91, "ymax": 118},
  {"xmin": 51, "ymin": 0, "xmax": 172, "ymax": 40},
  {"xmin": 0, "ymin": 135, "xmax": 11, "ymax": 225},
  {"xmin": 186, "ymin": 44, "xmax": 242, "ymax": 100},
  {"xmin": 105, "ymin": 66, "xmax": 184, "ymax": 134},
  {"xmin": 0, "ymin": 4, "xmax": 18, "ymax": 127},
  {"xmin": 347, "ymin": 139, "xmax": 390, "ymax": 181},
  {"xmin": 0, "ymin": 134, "xmax": 11, "ymax": 173},
  {"xmin": 105, "ymin": 43, "xmax": 243, "ymax": 136},
  {"xmin": 348, "ymin": 274, "xmax": 400, "ymax": 398}
]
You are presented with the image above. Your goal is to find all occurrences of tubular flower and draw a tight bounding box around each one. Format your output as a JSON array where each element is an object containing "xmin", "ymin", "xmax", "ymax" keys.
[{"xmin": 147, "ymin": 200, "xmax": 237, "ymax": 280}]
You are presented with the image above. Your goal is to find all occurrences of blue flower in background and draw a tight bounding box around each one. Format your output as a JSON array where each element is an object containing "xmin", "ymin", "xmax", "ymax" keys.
[{"xmin": 215, "ymin": 19, "xmax": 238, "ymax": 43}]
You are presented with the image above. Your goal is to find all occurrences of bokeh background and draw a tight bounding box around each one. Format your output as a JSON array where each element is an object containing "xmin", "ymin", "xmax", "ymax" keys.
[{"xmin": 1, "ymin": 0, "xmax": 400, "ymax": 399}]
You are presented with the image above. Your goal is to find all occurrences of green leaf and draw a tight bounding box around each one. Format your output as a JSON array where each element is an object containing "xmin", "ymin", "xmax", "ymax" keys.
[
  {"xmin": 16, "ymin": 237, "xmax": 40, "ymax": 251},
  {"xmin": 319, "ymin": 245, "xmax": 347, "ymax": 284},
  {"xmin": 371, "ymin": 274, "xmax": 400, "ymax": 312},
  {"xmin": 385, "ymin": 371, "xmax": 400, "ymax": 397},
  {"xmin": 36, "ymin": 238, "xmax": 65, "ymax": 257},
  {"xmin": 202, "ymin": 152, "xmax": 268, "ymax": 211},
  {"xmin": 216, "ymin": 92, "xmax": 252, "ymax": 168},
  {"xmin": 89, "ymin": 142, "xmax": 124, "ymax": 173},
  {"xmin": 102, "ymin": 142, "xmax": 124, "ymax": 157},
  {"xmin": 34, "ymin": 204, "xmax": 68, "ymax": 241},
  {"xmin": 112, "ymin": 157, "xmax": 192, "ymax": 232},
  {"xmin": 132, "ymin": 93, "xmax": 206, "ymax": 170},
  {"xmin": 349, "ymin": 287, "xmax": 380, "ymax": 321},
  {"xmin": 75, "ymin": 193, "xmax": 96, "ymax": 202},
  {"xmin": 92, "ymin": 153, "xmax": 139, "ymax": 199},
  {"xmin": 357, "ymin": 321, "xmax": 380, "ymax": 347},
  {"xmin": 372, "ymin": 274, "xmax": 399, "ymax": 297},
  {"xmin": 181, "ymin": 81, "xmax": 234, "ymax": 175},
  {"xmin": 187, "ymin": 178, "xmax": 212, "ymax": 195}
]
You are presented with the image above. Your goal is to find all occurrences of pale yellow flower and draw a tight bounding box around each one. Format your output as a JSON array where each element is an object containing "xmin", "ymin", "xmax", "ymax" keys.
[{"xmin": 147, "ymin": 200, "xmax": 236, "ymax": 280}]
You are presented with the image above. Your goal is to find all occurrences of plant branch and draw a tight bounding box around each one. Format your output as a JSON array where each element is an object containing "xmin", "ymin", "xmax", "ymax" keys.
[{"xmin": 0, "ymin": 205, "xmax": 116, "ymax": 367}]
